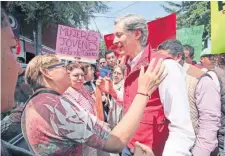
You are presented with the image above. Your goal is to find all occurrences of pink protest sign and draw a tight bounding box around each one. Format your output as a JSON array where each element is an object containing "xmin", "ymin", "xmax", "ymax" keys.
[{"xmin": 56, "ymin": 24, "xmax": 100, "ymax": 59}]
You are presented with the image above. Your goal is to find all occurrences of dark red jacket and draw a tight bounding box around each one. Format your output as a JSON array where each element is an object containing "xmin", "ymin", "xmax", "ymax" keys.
[{"xmin": 123, "ymin": 44, "xmax": 170, "ymax": 156}]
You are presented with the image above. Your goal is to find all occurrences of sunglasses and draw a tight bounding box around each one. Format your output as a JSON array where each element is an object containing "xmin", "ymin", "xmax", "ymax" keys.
[{"xmin": 47, "ymin": 62, "xmax": 69, "ymax": 70}]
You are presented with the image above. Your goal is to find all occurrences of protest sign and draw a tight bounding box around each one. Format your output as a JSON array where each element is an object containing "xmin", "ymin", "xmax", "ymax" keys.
[
  {"xmin": 147, "ymin": 13, "xmax": 176, "ymax": 49},
  {"xmin": 56, "ymin": 24, "xmax": 100, "ymax": 59},
  {"xmin": 211, "ymin": 1, "xmax": 225, "ymax": 54},
  {"xmin": 104, "ymin": 33, "xmax": 116, "ymax": 50},
  {"xmin": 104, "ymin": 33, "xmax": 121, "ymax": 57},
  {"xmin": 177, "ymin": 25, "xmax": 204, "ymax": 61}
]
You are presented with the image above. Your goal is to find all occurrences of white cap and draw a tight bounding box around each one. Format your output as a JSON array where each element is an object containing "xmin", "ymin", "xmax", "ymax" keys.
[{"xmin": 200, "ymin": 48, "xmax": 211, "ymax": 57}]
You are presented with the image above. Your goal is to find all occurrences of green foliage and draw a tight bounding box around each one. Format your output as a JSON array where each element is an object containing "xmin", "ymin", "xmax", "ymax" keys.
[
  {"xmin": 161, "ymin": 1, "xmax": 210, "ymax": 43},
  {"xmin": 99, "ymin": 40, "xmax": 106, "ymax": 58},
  {"xmin": 10, "ymin": 1, "xmax": 109, "ymax": 27}
]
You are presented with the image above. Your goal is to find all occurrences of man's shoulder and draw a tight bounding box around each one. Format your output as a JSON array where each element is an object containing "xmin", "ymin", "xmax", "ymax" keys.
[
  {"xmin": 186, "ymin": 64, "xmax": 205, "ymax": 79},
  {"xmin": 28, "ymin": 93, "xmax": 61, "ymax": 109},
  {"xmin": 162, "ymin": 59, "xmax": 182, "ymax": 70}
]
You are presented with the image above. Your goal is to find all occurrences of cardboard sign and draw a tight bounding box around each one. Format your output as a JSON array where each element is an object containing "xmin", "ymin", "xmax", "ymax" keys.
[
  {"xmin": 147, "ymin": 13, "xmax": 176, "ymax": 49},
  {"xmin": 56, "ymin": 24, "xmax": 100, "ymax": 59},
  {"xmin": 211, "ymin": 1, "xmax": 225, "ymax": 54},
  {"xmin": 177, "ymin": 25, "xmax": 204, "ymax": 61}
]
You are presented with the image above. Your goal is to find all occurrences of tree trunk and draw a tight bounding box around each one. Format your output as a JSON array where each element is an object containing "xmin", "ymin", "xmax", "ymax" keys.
[{"xmin": 35, "ymin": 19, "xmax": 42, "ymax": 56}]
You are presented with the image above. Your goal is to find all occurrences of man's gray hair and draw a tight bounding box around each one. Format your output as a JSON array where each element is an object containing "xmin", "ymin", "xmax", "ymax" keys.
[{"xmin": 114, "ymin": 14, "xmax": 148, "ymax": 47}]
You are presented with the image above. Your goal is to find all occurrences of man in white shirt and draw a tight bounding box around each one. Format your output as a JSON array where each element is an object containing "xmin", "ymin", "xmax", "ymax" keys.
[{"xmin": 98, "ymin": 14, "xmax": 195, "ymax": 156}]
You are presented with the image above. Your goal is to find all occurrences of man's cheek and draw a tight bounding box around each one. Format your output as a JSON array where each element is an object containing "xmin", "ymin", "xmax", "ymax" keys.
[{"xmin": 1, "ymin": 54, "xmax": 18, "ymax": 112}]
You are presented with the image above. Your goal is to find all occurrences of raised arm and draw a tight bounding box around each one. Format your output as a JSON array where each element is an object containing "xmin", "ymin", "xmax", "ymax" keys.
[
  {"xmin": 102, "ymin": 58, "xmax": 167, "ymax": 153},
  {"xmin": 50, "ymin": 59, "xmax": 166, "ymax": 153}
]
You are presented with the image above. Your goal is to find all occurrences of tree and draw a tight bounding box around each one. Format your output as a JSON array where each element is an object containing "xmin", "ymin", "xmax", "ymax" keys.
[
  {"xmin": 10, "ymin": 1, "xmax": 109, "ymax": 55},
  {"xmin": 161, "ymin": 1, "xmax": 210, "ymax": 47},
  {"xmin": 99, "ymin": 40, "xmax": 107, "ymax": 58}
]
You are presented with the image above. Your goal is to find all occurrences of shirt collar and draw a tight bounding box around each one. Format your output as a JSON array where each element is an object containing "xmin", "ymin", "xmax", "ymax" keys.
[{"xmin": 128, "ymin": 50, "xmax": 144, "ymax": 69}]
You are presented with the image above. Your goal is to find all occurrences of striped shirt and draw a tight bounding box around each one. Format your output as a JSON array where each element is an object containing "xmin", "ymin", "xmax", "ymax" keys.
[{"xmin": 63, "ymin": 86, "xmax": 96, "ymax": 115}]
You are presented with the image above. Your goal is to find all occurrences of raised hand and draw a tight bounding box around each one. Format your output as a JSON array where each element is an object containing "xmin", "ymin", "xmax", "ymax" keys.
[
  {"xmin": 137, "ymin": 58, "xmax": 167, "ymax": 96},
  {"xmin": 96, "ymin": 77, "xmax": 114, "ymax": 94}
]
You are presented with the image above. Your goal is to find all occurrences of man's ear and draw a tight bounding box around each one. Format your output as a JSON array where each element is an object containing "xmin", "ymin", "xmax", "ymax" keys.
[
  {"xmin": 134, "ymin": 29, "xmax": 142, "ymax": 40},
  {"xmin": 40, "ymin": 68, "xmax": 53, "ymax": 80},
  {"xmin": 200, "ymin": 57, "xmax": 203, "ymax": 62},
  {"xmin": 176, "ymin": 52, "xmax": 183, "ymax": 62}
]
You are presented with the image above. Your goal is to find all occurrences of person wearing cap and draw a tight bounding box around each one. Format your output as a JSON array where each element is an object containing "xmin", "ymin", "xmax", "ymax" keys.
[
  {"xmin": 158, "ymin": 40, "xmax": 221, "ymax": 156},
  {"xmin": 200, "ymin": 48, "xmax": 216, "ymax": 71},
  {"xmin": 201, "ymin": 48, "xmax": 225, "ymax": 155},
  {"xmin": 200, "ymin": 48, "xmax": 221, "ymax": 92}
]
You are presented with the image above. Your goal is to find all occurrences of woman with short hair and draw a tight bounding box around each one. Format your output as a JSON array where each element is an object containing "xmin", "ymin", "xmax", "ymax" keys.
[
  {"xmin": 64, "ymin": 62, "xmax": 110, "ymax": 155},
  {"xmin": 22, "ymin": 54, "xmax": 165, "ymax": 156},
  {"xmin": 107, "ymin": 65, "xmax": 126, "ymax": 129}
]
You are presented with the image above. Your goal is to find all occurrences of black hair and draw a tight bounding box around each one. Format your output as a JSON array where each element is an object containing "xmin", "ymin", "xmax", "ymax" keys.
[
  {"xmin": 183, "ymin": 45, "xmax": 194, "ymax": 57},
  {"xmin": 17, "ymin": 57, "xmax": 25, "ymax": 63},
  {"xmin": 158, "ymin": 39, "xmax": 184, "ymax": 57},
  {"xmin": 105, "ymin": 50, "xmax": 114, "ymax": 58},
  {"xmin": 1, "ymin": 2, "xmax": 9, "ymax": 28}
]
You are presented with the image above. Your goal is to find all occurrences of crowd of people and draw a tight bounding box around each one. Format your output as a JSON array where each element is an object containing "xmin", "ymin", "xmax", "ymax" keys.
[{"xmin": 1, "ymin": 3, "xmax": 225, "ymax": 156}]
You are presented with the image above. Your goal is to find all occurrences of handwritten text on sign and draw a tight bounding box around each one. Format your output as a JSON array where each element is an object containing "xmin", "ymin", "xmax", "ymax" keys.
[
  {"xmin": 177, "ymin": 25, "xmax": 204, "ymax": 61},
  {"xmin": 56, "ymin": 25, "xmax": 100, "ymax": 59}
]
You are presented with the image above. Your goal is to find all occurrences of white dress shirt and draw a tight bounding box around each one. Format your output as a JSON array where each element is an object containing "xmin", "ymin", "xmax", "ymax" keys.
[
  {"xmin": 115, "ymin": 53, "xmax": 195, "ymax": 156},
  {"xmin": 159, "ymin": 60, "xmax": 195, "ymax": 156}
]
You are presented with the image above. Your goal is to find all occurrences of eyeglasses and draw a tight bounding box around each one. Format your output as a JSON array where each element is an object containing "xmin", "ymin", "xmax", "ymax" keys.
[{"xmin": 47, "ymin": 62, "xmax": 69, "ymax": 70}]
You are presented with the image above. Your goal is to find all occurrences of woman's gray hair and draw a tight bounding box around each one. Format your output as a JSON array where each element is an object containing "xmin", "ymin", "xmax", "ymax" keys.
[{"xmin": 114, "ymin": 14, "xmax": 148, "ymax": 47}]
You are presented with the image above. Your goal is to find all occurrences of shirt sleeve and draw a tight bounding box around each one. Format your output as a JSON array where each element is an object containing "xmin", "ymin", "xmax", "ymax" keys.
[
  {"xmin": 192, "ymin": 76, "xmax": 221, "ymax": 156},
  {"xmin": 159, "ymin": 60, "xmax": 196, "ymax": 156},
  {"xmin": 47, "ymin": 97, "xmax": 111, "ymax": 150}
]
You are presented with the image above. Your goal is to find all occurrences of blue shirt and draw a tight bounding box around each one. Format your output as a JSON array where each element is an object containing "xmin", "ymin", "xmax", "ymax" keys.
[{"xmin": 99, "ymin": 66, "xmax": 113, "ymax": 79}]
